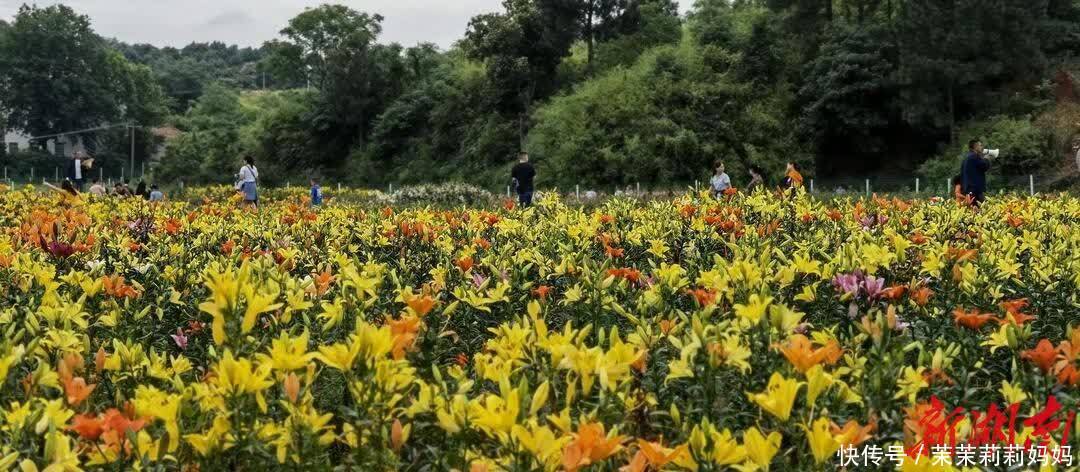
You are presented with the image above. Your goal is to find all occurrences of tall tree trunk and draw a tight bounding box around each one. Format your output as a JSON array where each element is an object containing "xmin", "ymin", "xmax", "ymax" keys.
[
  {"xmin": 947, "ymin": 83, "xmax": 956, "ymax": 145},
  {"xmin": 585, "ymin": 0, "xmax": 595, "ymax": 73},
  {"xmin": 825, "ymin": 0, "xmax": 833, "ymax": 23}
]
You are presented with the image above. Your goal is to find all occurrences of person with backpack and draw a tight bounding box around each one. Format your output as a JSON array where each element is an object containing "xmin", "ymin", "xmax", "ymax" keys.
[{"xmin": 237, "ymin": 156, "xmax": 259, "ymax": 209}]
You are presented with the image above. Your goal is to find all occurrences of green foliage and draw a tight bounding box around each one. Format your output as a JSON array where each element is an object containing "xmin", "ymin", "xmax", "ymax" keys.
[
  {"xmin": 688, "ymin": 0, "xmax": 736, "ymax": 47},
  {"xmin": 797, "ymin": 24, "xmax": 898, "ymax": 173},
  {"xmin": 9, "ymin": 0, "xmax": 1080, "ymax": 189},
  {"xmin": 591, "ymin": 0, "xmax": 683, "ymax": 71},
  {"xmin": 1, "ymin": 4, "xmax": 167, "ymax": 136},
  {"xmin": 114, "ymin": 41, "xmax": 269, "ymax": 111},
  {"xmin": 527, "ymin": 39, "xmax": 797, "ymax": 188},
  {"xmin": 918, "ymin": 115, "xmax": 1055, "ymax": 182},
  {"xmin": 155, "ymin": 84, "xmax": 254, "ymax": 185}
]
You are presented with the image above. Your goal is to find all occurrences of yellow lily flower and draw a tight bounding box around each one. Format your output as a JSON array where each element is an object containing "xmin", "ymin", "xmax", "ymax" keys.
[{"xmin": 747, "ymin": 372, "xmax": 803, "ymax": 422}]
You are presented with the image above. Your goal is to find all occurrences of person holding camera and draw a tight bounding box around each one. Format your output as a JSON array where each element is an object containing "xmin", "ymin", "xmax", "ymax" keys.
[{"xmin": 960, "ymin": 139, "xmax": 994, "ymax": 206}]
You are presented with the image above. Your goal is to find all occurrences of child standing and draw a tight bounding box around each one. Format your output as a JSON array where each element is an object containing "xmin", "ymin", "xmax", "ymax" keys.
[{"xmin": 310, "ymin": 178, "xmax": 323, "ymax": 207}]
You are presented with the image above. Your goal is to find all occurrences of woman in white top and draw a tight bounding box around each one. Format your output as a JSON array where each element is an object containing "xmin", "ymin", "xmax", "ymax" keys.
[
  {"xmin": 237, "ymin": 156, "xmax": 259, "ymax": 209},
  {"xmin": 710, "ymin": 161, "xmax": 731, "ymax": 198}
]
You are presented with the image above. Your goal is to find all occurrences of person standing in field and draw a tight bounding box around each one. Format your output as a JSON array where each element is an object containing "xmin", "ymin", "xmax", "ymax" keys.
[
  {"xmin": 237, "ymin": 156, "xmax": 259, "ymax": 209},
  {"xmin": 710, "ymin": 161, "xmax": 731, "ymax": 198},
  {"xmin": 511, "ymin": 151, "xmax": 536, "ymax": 207},
  {"xmin": 747, "ymin": 166, "xmax": 765, "ymax": 193},
  {"xmin": 782, "ymin": 162, "xmax": 803, "ymax": 189},
  {"xmin": 310, "ymin": 178, "xmax": 323, "ymax": 207},
  {"xmin": 149, "ymin": 184, "xmax": 164, "ymax": 201},
  {"xmin": 960, "ymin": 139, "xmax": 991, "ymax": 206},
  {"xmin": 68, "ymin": 153, "xmax": 85, "ymax": 191}
]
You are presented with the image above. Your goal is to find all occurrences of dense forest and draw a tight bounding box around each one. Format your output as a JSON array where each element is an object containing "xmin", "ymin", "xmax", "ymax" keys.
[{"xmin": 2, "ymin": 1, "xmax": 1080, "ymax": 189}]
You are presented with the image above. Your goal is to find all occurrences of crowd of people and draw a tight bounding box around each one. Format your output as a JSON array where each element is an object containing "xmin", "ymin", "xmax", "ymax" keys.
[
  {"xmin": 54, "ymin": 152, "xmax": 166, "ymax": 201},
  {"xmin": 508, "ymin": 151, "xmax": 810, "ymax": 207},
  {"xmin": 705, "ymin": 161, "xmax": 804, "ymax": 198},
  {"xmin": 49, "ymin": 142, "xmax": 997, "ymax": 210}
]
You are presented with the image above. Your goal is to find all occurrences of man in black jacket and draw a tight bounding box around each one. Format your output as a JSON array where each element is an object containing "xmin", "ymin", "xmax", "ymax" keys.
[
  {"xmin": 511, "ymin": 151, "xmax": 536, "ymax": 207},
  {"xmin": 960, "ymin": 139, "xmax": 991, "ymax": 205}
]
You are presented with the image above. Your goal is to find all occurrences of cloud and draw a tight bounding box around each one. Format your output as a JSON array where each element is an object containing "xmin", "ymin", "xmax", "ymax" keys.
[
  {"xmin": 200, "ymin": 10, "xmax": 256, "ymax": 30},
  {"xmin": 1, "ymin": 0, "xmax": 694, "ymax": 49}
]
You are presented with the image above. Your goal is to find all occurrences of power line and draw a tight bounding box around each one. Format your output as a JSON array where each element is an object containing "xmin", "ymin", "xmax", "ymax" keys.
[{"xmin": 26, "ymin": 123, "xmax": 136, "ymax": 141}]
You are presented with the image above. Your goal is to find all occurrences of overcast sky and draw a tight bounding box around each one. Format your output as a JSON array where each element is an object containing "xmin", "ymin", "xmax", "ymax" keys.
[{"xmin": 1, "ymin": 1, "xmax": 691, "ymax": 50}]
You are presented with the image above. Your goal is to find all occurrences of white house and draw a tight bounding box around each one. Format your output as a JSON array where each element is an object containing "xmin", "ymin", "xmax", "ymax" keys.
[{"xmin": 4, "ymin": 129, "xmax": 82, "ymax": 157}]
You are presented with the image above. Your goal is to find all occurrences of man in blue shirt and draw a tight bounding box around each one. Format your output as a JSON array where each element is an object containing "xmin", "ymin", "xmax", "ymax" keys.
[
  {"xmin": 960, "ymin": 139, "xmax": 992, "ymax": 205},
  {"xmin": 310, "ymin": 178, "xmax": 323, "ymax": 206}
]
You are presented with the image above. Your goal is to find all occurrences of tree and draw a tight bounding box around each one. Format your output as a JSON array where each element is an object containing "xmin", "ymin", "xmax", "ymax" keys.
[
  {"xmin": 1, "ymin": 5, "xmax": 167, "ymax": 139},
  {"xmin": 592, "ymin": 0, "xmax": 682, "ymax": 70},
  {"xmin": 0, "ymin": 20, "xmax": 11, "ymax": 156},
  {"xmin": 528, "ymin": 42, "xmax": 796, "ymax": 187},
  {"xmin": 464, "ymin": 0, "xmax": 581, "ymax": 144},
  {"xmin": 157, "ymin": 84, "xmax": 252, "ymax": 184},
  {"xmin": 689, "ymin": 0, "xmax": 737, "ymax": 47},
  {"xmin": 899, "ymin": 0, "xmax": 1048, "ymax": 144},
  {"xmin": 3, "ymin": 5, "xmax": 122, "ymax": 136},
  {"xmin": 264, "ymin": 5, "xmax": 407, "ymax": 164},
  {"xmin": 274, "ymin": 5, "xmax": 384, "ymax": 90},
  {"xmin": 797, "ymin": 25, "xmax": 900, "ymax": 174}
]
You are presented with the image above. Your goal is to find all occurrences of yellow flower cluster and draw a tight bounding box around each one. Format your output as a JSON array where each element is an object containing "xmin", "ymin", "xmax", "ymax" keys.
[{"xmin": 0, "ymin": 185, "xmax": 1077, "ymax": 470}]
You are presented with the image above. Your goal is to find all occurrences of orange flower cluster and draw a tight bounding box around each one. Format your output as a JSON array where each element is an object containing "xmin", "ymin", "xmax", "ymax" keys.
[
  {"xmin": 562, "ymin": 423, "xmax": 625, "ymax": 472},
  {"xmin": 1023, "ymin": 326, "xmax": 1080, "ymax": 385},
  {"xmin": 102, "ymin": 275, "xmax": 140, "ymax": 299},
  {"xmin": 68, "ymin": 405, "xmax": 149, "ymax": 457},
  {"xmin": 777, "ymin": 334, "xmax": 843, "ymax": 373},
  {"xmin": 953, "ymin": 299, "xmax": 1034, "ymax": 331},
  {"xmin": 607, "ymin": 267, "xmax": 643, "ymax": 285}
]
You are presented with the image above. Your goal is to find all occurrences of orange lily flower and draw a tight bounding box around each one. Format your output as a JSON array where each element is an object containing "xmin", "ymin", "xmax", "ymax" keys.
[
  {"xmin": 389, "ymin": 316, "xmax": 422, "ymax": 360},
  {"xmin": 561, "ymin": 422, "xmax": 625, "ymax": 472},
  {"xmin": 832, "ymin": 419, "xmax": 876, "ymax": 447},
  {"xmin": 283, "ymin": 373, "xmax": 300, "ymax": 404},
  {"xmin": 63, "ymin": 376, "xmax": 96, "ymax": 406},
  {"xmin": 310, "ymin": 269, "xmax": 335, "ymax": 296},
  {"xmin": 879, "ymin": 285, "xmax": 906, "ymax": 300},
  {"xmin": 777, "ymin": 334, "xmax": 843, "ymax": 373},
  {"xmin": 910, "ymin": 286, "xmax": 932, "ymax": 306},
  {"xmin": 1057, "ymin": 364, "xmax": 1080, "ymax": 386},
  {"xmin": 68, "ymin": 413, "xmax": 105, "ymax": 440},
  {"xmin": 687, "ymin": 288, "xmax": 717, "ymax": 307},
  {"xmin": 630, "ymin": 439, "xmax": 690, "ymax": 470},
  {"xmin": 531, "ymin": 285, "xmax": 552, "ymax": 301},
  {"xmin": 952, "ymin": 308, "xmax": 996, "ymax": 330},
  {"xmin": 406, "ymin": 293, "xmax": 437, "ymax": 316},
  {"xmin": 658, "ymin": 319, "xmax": 676, "ymax": 336},
  {"xmin": 102, "ymin": 275, "xmax": 140, "ymax": 299},
  {"xmin": 1021, "ymin": 339, "xmax": 1057, "ymax": 373},
  {"xmin": 454, "ymin": 256, "xmax": 474, "ymax": 272}
]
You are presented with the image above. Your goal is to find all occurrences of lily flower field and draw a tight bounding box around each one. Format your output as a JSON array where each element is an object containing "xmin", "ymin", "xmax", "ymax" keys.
[{"xmin": 0, "ymin": 186, "xmax": 1078, "ymax": 471}]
